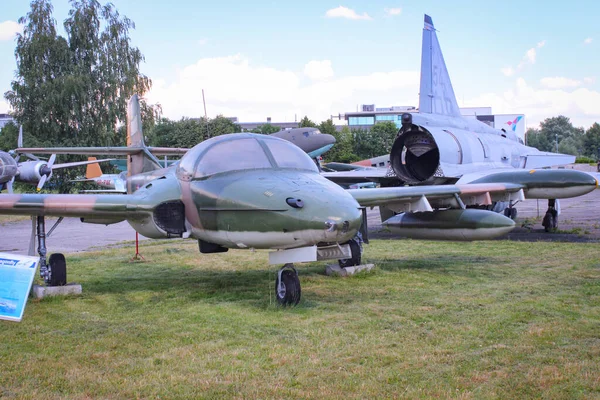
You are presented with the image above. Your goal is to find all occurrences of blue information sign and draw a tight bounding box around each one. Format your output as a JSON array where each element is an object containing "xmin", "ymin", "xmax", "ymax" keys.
[{"xmin": 0, "ymin": 252, "xmax": 39, "ymax": 322}]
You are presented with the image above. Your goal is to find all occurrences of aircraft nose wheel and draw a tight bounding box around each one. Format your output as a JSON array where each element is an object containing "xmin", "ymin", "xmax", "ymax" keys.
[
  {"xmin": 338, "ymin": 237, "xmax": 362, "ymax": 268},
  {"xmin": 275, "ymin": 263, "xmax": 301, "ymax": 306}
]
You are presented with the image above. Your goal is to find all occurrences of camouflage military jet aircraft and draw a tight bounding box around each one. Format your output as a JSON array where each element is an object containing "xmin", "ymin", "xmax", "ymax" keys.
[
  {"xmin": 2, "ymin": 14, "xmax": 598, "ymax": 305},
  {"xmin": 0, "ymin": 94, "xmax": 596, "ymax": 305}
]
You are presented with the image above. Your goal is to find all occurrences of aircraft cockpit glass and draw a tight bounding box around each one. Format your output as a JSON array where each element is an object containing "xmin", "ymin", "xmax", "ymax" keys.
[
  {"xmin": 194, "ymin": 138, "xmax": 271, "ymax": 178},
  {"xmin": 263, "ymin": 139, "xmax": 319, "ymax": 172}
]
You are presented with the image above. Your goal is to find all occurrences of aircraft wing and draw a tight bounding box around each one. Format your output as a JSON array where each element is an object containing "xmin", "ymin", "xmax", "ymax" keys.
[
  {"xmin": 348, "ymin": 169, "xmax": 597, "ymax": 212},
  {"xmin": 322, "ymin": 168, "xmax": 399, "ymax": 186},
  {"xmin": 16, "ymin": 147, "xmax": 189, "ymax": 156},
  {"xmin": 348, "ymin": 183, "xmax": 524, "ymax": 212},
  {"xmin": 52, "ymin": 158, "xmax": 114, "ymax": 170},
  {"xmin": 0, "ymin": 194, "xmax": 148, "ymax": 219}
]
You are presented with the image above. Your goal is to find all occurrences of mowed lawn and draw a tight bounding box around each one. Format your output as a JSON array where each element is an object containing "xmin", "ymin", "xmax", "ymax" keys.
[{"xmin": 1, "ymin": 239, "xmax": 599, "ymax": 399}]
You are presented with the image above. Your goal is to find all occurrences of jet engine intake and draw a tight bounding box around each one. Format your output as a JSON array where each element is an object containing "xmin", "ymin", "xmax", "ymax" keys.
[
  {"xmin": 390, "ymin": 126, "xmax": 440, "ymax": 184},
  {"xmin": 128, "ymin": 200, "xmax": 186, "ymax": 239}
]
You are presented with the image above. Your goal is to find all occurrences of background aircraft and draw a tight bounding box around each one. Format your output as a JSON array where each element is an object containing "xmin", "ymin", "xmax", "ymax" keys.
[
  {"xmin": 324, "ymin": 15, "xmax": 590, "ymax": 232},
  {"xmin": 271, "ymin": 128, "xmax": 335, "ymax": 159},
  {"xmin": 0, "ymin": 127, "xmax": 113, "ymax": 193},
  {"xmin": 70, "ymin": 157, "xmax": 127, "ymax": 193},
  {"xmin": 1, "ymin": 93, "xmax": 596, "ymax": 306}
]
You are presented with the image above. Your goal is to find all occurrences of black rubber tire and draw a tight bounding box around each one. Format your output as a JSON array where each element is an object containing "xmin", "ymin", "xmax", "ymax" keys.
[
  {"xmin": 510, "ymin": 208, "xmax": 517, "ymax": 220},
  {"xmin": 275, "ymin": 269, "xmax": 301, "ymax": 306},
  {"xmin": 48, "ymin": 253, "xmax": 67, "ymax": 286},
  {"xmin": 542, "ymin": 211, "xmax": 558, "ymax": 232},
  {"xmin": 338, "ymin": 239, "xmax": 361, "ymax": 268}
]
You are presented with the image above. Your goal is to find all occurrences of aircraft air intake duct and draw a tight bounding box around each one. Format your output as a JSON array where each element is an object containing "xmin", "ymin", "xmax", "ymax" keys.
[
  {"xmin": 390, "ymin": 126, "xmax": 440, "ymax": 184},
  {"xmin": 382, "ymin": 209, "xmax": 515, "ymax": 241}
]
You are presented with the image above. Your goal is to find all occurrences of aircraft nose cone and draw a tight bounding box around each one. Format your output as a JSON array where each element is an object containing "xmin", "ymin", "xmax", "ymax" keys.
[{"xmin": 306, "ymin": 133, "xmax": 336, "ymax": 153}]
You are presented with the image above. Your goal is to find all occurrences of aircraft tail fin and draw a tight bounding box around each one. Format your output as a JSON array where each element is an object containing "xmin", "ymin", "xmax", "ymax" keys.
[
  {"xmin": 419, "ymin": 14, "xmax": 461, "ymax": 117},
  {"xmin": 126, "ymin": 94, "xmax": 162, "ymax": 177},
  {"xmin": 85, "ymin": 157, "xmax": 103, "ymax": 179}
]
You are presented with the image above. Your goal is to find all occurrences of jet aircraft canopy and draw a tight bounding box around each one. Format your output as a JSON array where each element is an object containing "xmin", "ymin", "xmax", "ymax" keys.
[{"xmin": 176, "ymin": 133, "xmax": 319, "ymax": 181}]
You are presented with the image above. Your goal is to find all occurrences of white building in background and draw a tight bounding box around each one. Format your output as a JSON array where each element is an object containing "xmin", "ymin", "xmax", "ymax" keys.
[
  {"xmin": 340, "ymin": 105, "xmax": 526, "ymax": 142},
  {"xmin": 0, "ymin": 114, "xmax": 14, "ymax": 130}
]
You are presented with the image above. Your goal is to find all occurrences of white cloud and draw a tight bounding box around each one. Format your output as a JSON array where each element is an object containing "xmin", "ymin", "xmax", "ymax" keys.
[
  {"xmin": 466, "ymin": 77, "xmax": 600, "ymax": 129},
  {"xmin": 146, "ymin": 54, "xmax": 418, "ymax": 123},
  {"xmin": 197, "ymin": 38, "xmax": 208, "ymax": 46},
  {"xmin": 501, "ymin": 67, "xmax": 515, "ymax": 77},
  {"xmin": 584, "ymin": 37, "xmax": 593, "ymax": 45},
  {"xmin": 540, "ymin": 77, "xmax": 581, "ymax": 89},
  {"xmin": 304, "ymin": 60, "xmax": 334, "ymax": 80},
  {"xmin": 524, "ymin": 47, "xmax": 537, "ymax": 64},
  {"xmin": 584, "ymin": 77, "xmax": 596, "ymax": 85},
  {"xmin": 384, "ymin": 7, "xmax": 402, "ymax": 16},
  {"xmin": 0, "ymin": 20, "xmax": 22, "ymax": 41},
  {"xmin": 503, "ymin": 40, "xmax": 546, "ymax": 75},
  {"xmin": 325, "ymin": 6, "xmax": 372, "ymax": 21}
]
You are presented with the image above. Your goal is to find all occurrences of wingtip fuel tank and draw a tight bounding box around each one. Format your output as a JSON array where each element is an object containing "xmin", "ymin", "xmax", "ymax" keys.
[{"xmin": 383, "ymin": 209, "xmax": 515, "ymax": 241}]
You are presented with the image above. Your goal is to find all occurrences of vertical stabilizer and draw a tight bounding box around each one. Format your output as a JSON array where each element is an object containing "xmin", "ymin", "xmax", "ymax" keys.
[
  {"xmin": 126, "ymin": 94, "xmax": 161, "ymax": 177},
  {"xmin": 85, "ymin": 157, "xmax": 103, "ymax": 179},
  {"xmin": 419, "ymin": 15, "xmax": 461, "ymax": 117}
]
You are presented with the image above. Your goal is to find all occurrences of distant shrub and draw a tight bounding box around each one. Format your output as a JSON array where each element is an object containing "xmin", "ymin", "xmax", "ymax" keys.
[{"xmin": 575, "ymin": 156, "xmax": 596, "ymax": 164}]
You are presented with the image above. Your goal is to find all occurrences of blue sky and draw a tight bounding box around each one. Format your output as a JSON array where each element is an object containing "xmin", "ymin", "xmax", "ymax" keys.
[{"xmin": 1, "ymin": 0, "xmax": 599, "ymax": 128}]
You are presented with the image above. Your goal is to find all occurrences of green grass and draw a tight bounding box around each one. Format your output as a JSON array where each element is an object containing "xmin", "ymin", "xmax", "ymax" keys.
[
  {"xmin": 1, "ymin": 239, "xmax": 600, "ymax": 399},
  {"xmin": 0, "ymin": 215, "xmax": 30, "ymax": 225}
]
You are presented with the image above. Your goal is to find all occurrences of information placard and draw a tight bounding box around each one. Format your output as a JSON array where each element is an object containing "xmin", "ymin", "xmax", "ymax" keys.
[{"xmin": 0, "ymin": 252, "xmax": 39, "ymax": 322}]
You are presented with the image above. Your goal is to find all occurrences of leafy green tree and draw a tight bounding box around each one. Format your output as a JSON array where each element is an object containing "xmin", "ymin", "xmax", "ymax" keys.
[
  {"xmin": 251, "ymin": 124, "xmax": 281, "ymax": 135},
  {"xmin": 148, "ymin": 116, "xmax": 240, "ymax": 148},
  {"xmin": 526, "ymin": 116, "xmax": 584, "ymax": 155},
  {"xmin": 298, "ymin": 116, "xmax": 317, "ymax": 128},
  {"xmin": 4, "ymin": 0, "xmax": 153, "ymax": 191},
  {"xmin": 352, "ymin": 128, "xmax": 377, "ymax": 159},
  {"xmin": 324, "ymin": 125, "xmax": 358, "ymax": 163},
  {"xmin": 0, "ymin": 122, "xmax": 19, "ymax": 152},
  {"xmin": 583, "ymin": 123, "xmax": 600, "ymax": 159},
  {"xmin": 370, "ymin": 121, "xmax": 398, "ymax": 155}
]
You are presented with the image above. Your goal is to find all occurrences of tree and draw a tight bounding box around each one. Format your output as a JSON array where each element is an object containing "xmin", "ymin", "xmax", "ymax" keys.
[
  {"xmin": 370, "ymin": 121, "xmax": 398, "ymax": 155},
  {"xmin": 0, "ymin": 123, "xmax": 19, "ymax": 152},
  {"xmin": 4, "ymin": 0, "xmax": 154, "ymax": 192},
  {"xmin": 525, "ymin": 116, "xmax": 584, "ymax": 155},
  {"xmin": 324, "ymin": 125, "xmax": 358, "ymax": 163},
  {"xmin": 298, "ymin": 116, "xmax": 317, "ymax": 128},
  {"xmin": 251, "ymin": 124, "xmax": 281, "ymax": 135},
  {"xmin": 148, "ymin": 116, "xmax": 241, "ymax": 148},
  {"xmin": 583, "ymin": 123, "xmax": 600, "ymax": 159}
]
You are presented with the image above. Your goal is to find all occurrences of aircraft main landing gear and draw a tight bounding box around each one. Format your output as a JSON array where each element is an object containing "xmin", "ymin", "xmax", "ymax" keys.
[
  {"xmin": 35, "ymin": 215, "xmax": 67, "ymax": 286},
  {"xmin": 503, "ymin": 201, "xmax": 518, "ymax": 220},
  {"xmin": 275, "ymin": 263, "xmax": 301, "ymax": 306},
  {"xmin": 542, "ymin": 199, "xmax": 559, "ymax": 232},
  {"xmin": 338, "ymin": 235, "xmax": 363, "ymax": 268}
]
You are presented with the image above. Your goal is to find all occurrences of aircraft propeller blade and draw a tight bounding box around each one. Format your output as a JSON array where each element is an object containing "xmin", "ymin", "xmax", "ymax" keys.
[
  {"xmin": 18, "ymin": 125, "xmax": 23, "ymax": 147},
  {"xmin": 36, "ymin": 154, "xmax": 56, "ymax": 191},
  {"xmin": 47, "ymin": 154, "xmax": 56, "ymax": 169},
  {"xmin": 7, "ymin": 177, "xmax": 14, "ymax": 194},
  {"xmin": 36, "ymin": 174, "xmax": 48, "ymax": 192}
]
